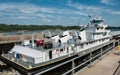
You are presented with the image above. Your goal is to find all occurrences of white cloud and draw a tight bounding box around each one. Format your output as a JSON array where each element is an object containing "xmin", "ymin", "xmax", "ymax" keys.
[
  {"xmin": 0, "ymin": 3, "xmax": 15, "ymax": 11},
  {"xmin": 0, "ymin": 3, "xmax": 90, "ymax": 17},
  {"xmin": 0, "ymin": 3, "xmax": 57, "ymax": 14},
  {"xmin": 0, "ymin": 3, "xmax": 61, "ymax": 23},
  {"xmin": 39, "ymin": 8, "xmax": 56, "ymax": 13},
  {"xmin": 66, "ymin": 0, "xmax": 102, "ymax": 15},
  {"xmin": 100, "ymin": 0, "xmax": 118, "ymax": 5},
  {"xmin": 37, "ymin": 13, "xmax": 52, "ymax": 18},
  {"xmin": 111, "ymin": 11, "xmax": 120, "ymax": 15},
  {"xmin": 67, "ymin": 0, "xmax": 120, "ymax": 16},
  {"xmin": 11, "ymin": 16, "xmax": 35, "ymax": 20},
  {"xmin": 0, "ymin": 1, "xmax": 119, "ymax": 25},
  {"xmin": 35, "ymin": 13, "xmax": 53, "ymax": 23},
  {"xmin": 19, "ymin": 8, "xmax": 39, "ymax": 14},
  {"xmin": 18, "ymin": 16, "xmax": 27, "ymax": 19},
  {"xmin": 17, "ymin": 16, "xmax": 29, "ymax": 19},
  {"xmin": 101, "ymin": 0, "xmax": 110, "ymax": 5},
  {"xmin": 19, "ymin": 6, "xmax": 58, "ymax": 14},
  {"xmin": 41, "ymin": 18, "xmax": 52, "ymax": 22},
  {"xmin": 67, "ymin": 0, "xmax": 99, "ymax": 11},
  {"xmin": 74, "ymin": 11, "xmax": 88, "ymax": 16}
]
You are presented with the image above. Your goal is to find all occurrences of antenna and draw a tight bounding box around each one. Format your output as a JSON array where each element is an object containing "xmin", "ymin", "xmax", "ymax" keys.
[{"xmin": 78, "ymin": 19, "xmax": 80, "ymax": 26}]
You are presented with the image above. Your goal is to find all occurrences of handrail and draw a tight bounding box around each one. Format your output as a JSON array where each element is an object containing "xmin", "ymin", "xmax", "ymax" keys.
[{"xmin": 113, "ymin": 61, "xmax": 120, "ymax": 75}]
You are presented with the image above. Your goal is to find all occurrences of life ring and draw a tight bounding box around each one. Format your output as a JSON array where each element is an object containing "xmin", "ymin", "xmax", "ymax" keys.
[
  {"xmin": 63, "ymin": 47, "xmax": 66, "ymax": 51},
  {"xmin": 56, "ymin": 49, "xmax": 59, "ymax": 53}
]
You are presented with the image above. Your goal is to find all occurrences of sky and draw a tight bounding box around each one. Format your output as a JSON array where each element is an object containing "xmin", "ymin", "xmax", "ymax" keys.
[{"xmin": 0, "ymin": 0, "xmax": 120, "ymax": 26}]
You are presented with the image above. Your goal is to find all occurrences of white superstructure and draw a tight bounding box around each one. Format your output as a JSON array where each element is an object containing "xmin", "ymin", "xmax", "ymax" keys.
[{"xmin": 7, "ymin": 15, "xmax": 111, "ymax": 65}]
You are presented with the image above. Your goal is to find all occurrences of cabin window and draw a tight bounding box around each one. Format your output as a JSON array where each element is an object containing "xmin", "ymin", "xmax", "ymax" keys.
[
  {"xmin": 81, "ymin": 44, "xmax": 83, "ymax": 48},
  {"xmin": 67, "ymin": 47, "xmax": 69, "ymax": 53},
  {"xmin": 103, "ymin": 32, "xmax": 106, "ymax": 36},
  {"xmin": 71, "ymin": 46, "xmax": 74, "ymax": 50},
  {"xmin": 60, "ymin": 48, "xmax": 63, "ymax": 52},
  {"xmin": 97, "ymin": 28, "xmax": 99, "ymax": 30},
  {"xmin": 44, "ymin": 43, "xmax": 53, "ymax": 49},
  {"xmin": 78, "ymin": 36, "xmax": 81, "ymax": 40},
  {"xmin": 58, "ymin": 39, "xmax": 61, "ymax": 46}
]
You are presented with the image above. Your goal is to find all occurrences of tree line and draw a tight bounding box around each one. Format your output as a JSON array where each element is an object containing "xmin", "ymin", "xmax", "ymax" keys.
[
  {"xmin": 0, "ymin": 24, "xmax": 80, "ymax": 32},
  {"xmin": 107, "ymin": 26, "xmax": 120, "ymax": 31},
  {"xmin": 0, "ymin": 24, "xmax": 119, "ymax": 32}
]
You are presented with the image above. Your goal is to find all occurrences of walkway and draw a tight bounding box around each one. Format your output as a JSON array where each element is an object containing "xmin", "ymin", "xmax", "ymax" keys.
[{"xmin": 75, "ymin": 48, "xmax": 120, "ymax": 75}]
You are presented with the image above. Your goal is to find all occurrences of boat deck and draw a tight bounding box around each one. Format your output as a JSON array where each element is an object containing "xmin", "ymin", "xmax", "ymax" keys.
[
  {"xmin": 75, "ymin": 48, "xmax": 120, "ymax": 75},
  {"xmin": 1, "ymin": 41, "xmax": 111, "ymax": 70}
]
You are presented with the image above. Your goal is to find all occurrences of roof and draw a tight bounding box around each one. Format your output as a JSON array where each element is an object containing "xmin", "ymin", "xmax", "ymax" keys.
[{"xmin": 11, "ymin": 45, "xmax": 43, "ymax": 58}]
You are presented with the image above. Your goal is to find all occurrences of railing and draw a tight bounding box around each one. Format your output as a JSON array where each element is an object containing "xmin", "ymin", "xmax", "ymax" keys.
[
  {"xmin": 62, "ymin": 45, "xmax": 113, "ymax": 75},
  {"xmin": 113, "ymin": 61, "xmax": 120, "ymax": 75},
  {"xmin": 34, "ymin": 41, "xmax": 114, "ymax": 75}
]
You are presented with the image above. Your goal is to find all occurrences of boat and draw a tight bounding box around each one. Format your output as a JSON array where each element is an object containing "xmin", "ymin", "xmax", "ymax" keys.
[{"xmin": 1, "ymin": 15, "xmax": 111, "ymax": 74}]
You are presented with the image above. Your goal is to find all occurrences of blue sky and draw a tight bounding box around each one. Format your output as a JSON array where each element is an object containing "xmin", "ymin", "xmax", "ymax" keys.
[{"xmin": 0, "ymin": 0, "xmax": 120, "ymax": 26}]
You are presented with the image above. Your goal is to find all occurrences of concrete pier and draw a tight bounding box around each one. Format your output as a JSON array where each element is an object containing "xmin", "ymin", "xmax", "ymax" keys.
[{"xmin": 75, "ymin": 49, "xmax": 120, "ymax": 75}]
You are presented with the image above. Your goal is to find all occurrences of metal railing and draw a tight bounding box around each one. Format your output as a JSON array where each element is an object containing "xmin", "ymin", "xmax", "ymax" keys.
[
  {"xmin": 34, "ymin": 41, "xmax": 113, "ymax": 75},
  {"xmin": 113, "ymin": 61, "xmax": 120, "ymax": 75},
  {"xmin": 62, "ymin": 46, "xmax": 113, "ymax": 75}
]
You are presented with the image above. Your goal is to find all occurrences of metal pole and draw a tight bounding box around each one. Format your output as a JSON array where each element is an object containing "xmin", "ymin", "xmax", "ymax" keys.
[
  {"xmin": 31, "ymin": 33, "xmax": 34, "ymax": 48},
  {"xmin": 101, "ymin": 47, "xmax": 103, "ymax": 57},
  {"xmin": 107, "ymin": 44, "xmax": 110, "ymax": 55},
  {"xmin": 99, "ymin": 48, "xmax": 102, "ymax": 60},
  {"xmin": 89, "ymin": 51, "xmax": 92, "ymax": 67},
  {"xmin": 113, "ymin": 61, "xmax": 120, "ymax": 75},
  {"xmin": 114, "ymin": 41, "xmax": 116, "ymax": 48},
  {"xmin": 72, "ymin": 60, "xmax": 75, "ymax": 75},
  {"xmin": 118, "ymin": 40, "xmax": 119, "ymax": 45}
]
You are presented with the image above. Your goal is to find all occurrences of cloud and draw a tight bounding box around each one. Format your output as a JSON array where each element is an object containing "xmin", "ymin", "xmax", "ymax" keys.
[
  {"xmin": 100, "ymin": 0, "xmax": 118, "ymax": 5},
  {"xmin": 67, "ymin": 0, "xmax": 120, "ymax": 16},
  {"xmin": 41, "ymin": 18, "xmax": 52, "ymax": 22},
  {"xmin": 16, "ymin": 16, "xmax": 36, "ymax": 19},
  {"xmin": 0, "ymin": 3, "xmax": 57, "ymax": 14},
  {"xmin": 19, "ymin": 8, "xmax": 38, "ymax": 14},
  {"xmin": 0, "ymin": 3, "xmax": 70, "ymax": 16},
  {"xmin": 0, "ymin": 3, "xmax": 58, "ymax": 23},
  {"xmin": 0, "ymin": 3, "xmax": 15, "ymax": 11},
  {"xmin": 19, "ymin": 6, "xmax": 57, "ymax": 14},
  {"xmin": 66, "ymin": 0, "xmax": 103, "ymax": 15},
  {"xmin": 0, "ymin": 1, "xmax": 119, "ymax": 25},
  {"xmin": 73, "ymin": 11, "xmax": 88, "ymax": 16},
  {"xmin": 17, "ymin": 16, "xmax": 28, "ymax": 19},
  {"xmin": 111, "ymin": 11, "xmax": 120, "ymax": 15},
  {"xmin": 1, "ymin": 3, "xmax": 92, "ymax": 25},
  {"xmin": 37, "ymin": 13, "xmax": 52, "ymax": 22},
  {"xmin": 37, "ymin": 13, "xmax": 53, "ymax": 18},
  {"xmin": 0, "ymin": 2, "xmax": 90, "ymax": 18},
  {"xmin": 67, "ymin": 0, "xmax": 100, "ymax": 11}
]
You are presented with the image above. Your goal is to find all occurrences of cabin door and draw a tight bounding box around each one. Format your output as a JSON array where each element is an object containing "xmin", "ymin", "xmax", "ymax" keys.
[{"xmin": 49, "ymin": 51, "xmax": 52, "ymax": 59}]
